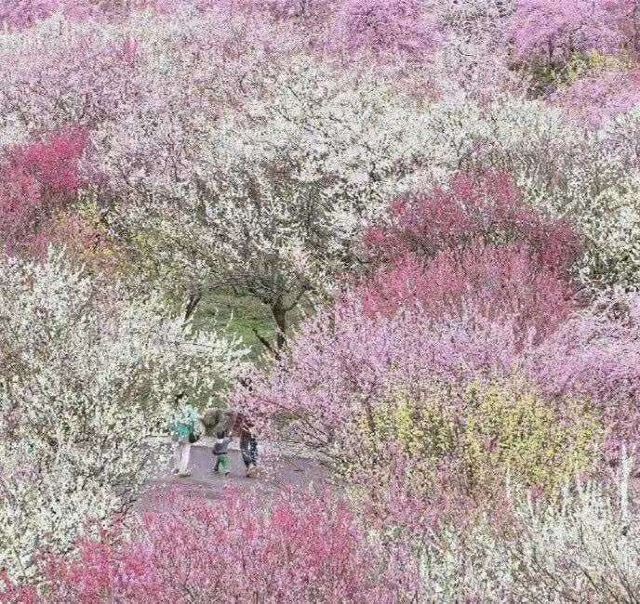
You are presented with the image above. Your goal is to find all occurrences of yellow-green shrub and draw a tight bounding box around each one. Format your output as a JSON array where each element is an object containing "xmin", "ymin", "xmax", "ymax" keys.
[
  {"xmin": 340, "ymin": 379, "xmax": 603, "ymax": 497},
  {"xmin": 462, "ymin": 380, "xmax": 602, "ymax": 493}
]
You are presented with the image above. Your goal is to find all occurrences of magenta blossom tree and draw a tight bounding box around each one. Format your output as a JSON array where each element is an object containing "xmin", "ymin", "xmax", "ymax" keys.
[
  {"xmin": 361, "ymin": 244, "xmax": 578, "ymax": 339},
  {"xmin": 13, "ymin": 488, "xmax": 419, "ymax": 603},
  {"xmin": 364, "ymin": 171, "xmax": 582, "ymax": 273},
  {"xmin": 359, "ymin": 171, "xmax": 582, "ymax": 336},
  {"xmin": 0, "ymin": 126, "xmax": 89, "ymax": 257}
]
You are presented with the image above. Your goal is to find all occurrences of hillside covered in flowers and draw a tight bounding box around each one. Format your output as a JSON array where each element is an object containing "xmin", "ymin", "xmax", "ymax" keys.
[{"xmin": 3, "ymin": 0, "xmax": 640, "ymax": 601}]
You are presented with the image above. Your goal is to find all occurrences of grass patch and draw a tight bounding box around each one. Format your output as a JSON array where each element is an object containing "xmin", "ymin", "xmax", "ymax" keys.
[{"xmin": 192, "ymin": 291, "xmax": 276, "ymax": 363}]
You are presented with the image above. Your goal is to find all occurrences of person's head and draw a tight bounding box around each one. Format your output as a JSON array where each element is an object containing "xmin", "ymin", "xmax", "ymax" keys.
[{"xmin": 216, "ymin": 430, "xmax": 227, "ymax": 439}]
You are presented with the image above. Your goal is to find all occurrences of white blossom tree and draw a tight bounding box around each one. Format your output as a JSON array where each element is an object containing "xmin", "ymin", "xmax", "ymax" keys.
[
  {"xmin": 96, "ymin": 54, "xmax": 432, "ymax": 349},
  {"xmin": 0, "ymin": 249, "xmax": 247, "ymax": 580}
]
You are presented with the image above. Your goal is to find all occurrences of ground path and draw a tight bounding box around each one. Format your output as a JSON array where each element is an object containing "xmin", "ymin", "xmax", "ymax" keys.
[{"xmin": 138, "ymin": 440, "xmax": 331, "ymax": 511}]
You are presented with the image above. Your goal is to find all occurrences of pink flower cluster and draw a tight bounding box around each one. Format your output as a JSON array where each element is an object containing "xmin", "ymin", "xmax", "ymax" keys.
[
  {"xmin": 239, "ymin": 171, "xmax": 640, "ymax": 493},
  {"xmin": 11, "ymin": 488, "xmax": 418, "ymax": 603},
  {"xmin": 527, "ymin": 294, "xmax": 640, "ymax": 458},
  {"xmin": 0, "ymin": 127, "xmax": 89, "ymax": 257},
  {"xmin": 553, "ymin": 68, "xmax": 640, "ymax": 127},
  {"xmin": 0, "ymin": 0, "xmax": 156, "ymax": 29},
  {"xmin": 361, "ymin": 172, "xmax": 582, "ymax": 338},
  {"xmin": 329, "ymin": 0, "xmax": 440, "ymax": 65},
  {"xmin": 509, "ymin": 0, "xmax": 625, "ymax": 66},
  {"xmin": 365, "ymin": 172, "xmax": 581, "ymax": 271}
]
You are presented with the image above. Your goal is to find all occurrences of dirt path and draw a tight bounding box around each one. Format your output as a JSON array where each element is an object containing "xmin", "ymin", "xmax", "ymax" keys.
[{"xmin": 138, "ymin": 441, "xmax": 331, "ymax": 511}]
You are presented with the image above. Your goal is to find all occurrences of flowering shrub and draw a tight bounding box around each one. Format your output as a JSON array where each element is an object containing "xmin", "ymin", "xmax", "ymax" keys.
[
  {"xmin": 18, "ymin": 489, "xmax": 420, "ymax": 603},
  {"xmin": 236, "ymin": 299, "xmax": 533, "ymax": 455},
  {"xmin": 509, "ymin": 0, "xmax": 622, "ymax": 69},
  {"xmin": 462, "ymin": 381, "xmax": 601, "ymax": 491},
  {"xmin": 0, "ymin": 0, "xmax": 156, "ymax": 30},
  {"xmin": 340, "ymin": 379, "xmax": 601, "ymax": 501},
  {"xmin": 329, "ymin": 0, "xmax": 440, "ymax": 65},
  {"xmin": 526, "ymin": 292, "xmax": 640, "ymax": 458},
  {"xmin": 364, "ymin": 171, "xmax": 582, "ymax": 274},
  {"xmin": 362, "ymin": 244, "xmax": 578, "ymax": 339},
  {"xmin": 421, "ymin": 456, "xmax": 640, "ymax": 601},
  {"xmin": 0, "ymin": 0, "xmax": 60, "ymax": 30},
  {"xmin": 553, "ymin": 68, "xmax": 640, "ymax": 127},
  {"xmin": 360, "ymin": 173, "xmax": 582, "ymax": 337},
  {"xmin": 241, "ymin": 285, "xmax": 640, "ymax": 465}
]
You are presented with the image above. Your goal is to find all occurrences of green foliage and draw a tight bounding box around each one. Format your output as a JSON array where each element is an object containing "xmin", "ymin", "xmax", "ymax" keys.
[
  {"xmin": 193, "ymin": 291, "xmax": 314, "ymax": 363},
  {"xmin": 366, "ymin": 386, "xmax": 457, "ymax": 462},
  {"xmin": 526, "ymin": 51, "xmax": 628, "ymax": 95},
  {"xmin": 193, "ymin": 292, "xmax": 276, "ymax": 363}
]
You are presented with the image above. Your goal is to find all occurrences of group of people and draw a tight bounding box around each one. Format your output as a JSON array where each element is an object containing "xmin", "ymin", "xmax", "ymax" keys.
[{"xmin": 170, "ymin": 406, "xmax": 259, "ymax": 479}]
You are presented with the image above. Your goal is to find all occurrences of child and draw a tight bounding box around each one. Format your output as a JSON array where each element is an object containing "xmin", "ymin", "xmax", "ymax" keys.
[{"xmin": 212, "ymin": 430, "xmax": 233, "ymax": 476}]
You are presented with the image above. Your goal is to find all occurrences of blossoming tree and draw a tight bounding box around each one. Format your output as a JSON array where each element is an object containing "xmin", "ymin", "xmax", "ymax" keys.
[{"xmin": 95, "ymin": 50, "xmax": 432, "ymax": 346}]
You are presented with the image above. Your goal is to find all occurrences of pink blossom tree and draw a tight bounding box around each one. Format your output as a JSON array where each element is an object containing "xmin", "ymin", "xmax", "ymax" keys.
[
  {"xmin": 364, "ymin": 171, "xmax": 582, "ymax": 273},
  {"xmin": 329, "ymin": 0, "xmax": 440, "ymax": 65},
  {"xmin": 235, "ymin": 299, "xmax": 533, "ymax": 457},
  {"xmin": 526, "ymin": 292, "xmax": 640, "ymax": 459},
  {"xmin": 0, "ymin": 127, "xmax": 90, "ymax": 257},
  {"xmin": 0, "ymin": 0, "xmax": 165, "ymax": 30},
  {"xmin": 361, "ymin": 244, "xmax": 578, "ymax": 339},
  {"xmin": 552, "ymin": 68, "xmax": 640, "ymax": 127},
  {"xmin": 0, "ymin": 0, "xmax": 59, "ymax": 30},
  {"xmin": 14, "ymin": 488, "xmax": 419, "ymax": 602},
  {"xmin": 360, "ymin": 172, "xmax": 582, "ymax": 336},
  {"xmin": 509, "ymin": 0, "xmax": 622, "ymax": 68}
]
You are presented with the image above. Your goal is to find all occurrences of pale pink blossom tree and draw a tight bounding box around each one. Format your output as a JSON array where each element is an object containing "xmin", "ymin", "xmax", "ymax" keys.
[
  {"xmin": 0, "ymin": 0, "xmax": 59, "ymax": 30},
  {"xmin": 509, "ymin": 0, "xmax": 622, "ymax": 67},
  {"xmin": 552, "ymin": 68, "xmax": 640, "ymax": 127},
  {"xmin": 329, "ymin": 0, "xmax": 441, "ymax": 66}
]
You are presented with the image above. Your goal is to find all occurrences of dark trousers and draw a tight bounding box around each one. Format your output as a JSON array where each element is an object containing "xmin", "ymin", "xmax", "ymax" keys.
[{"xmin": 240, "ymin": 435, "xmax": 258, "ymax": 468}]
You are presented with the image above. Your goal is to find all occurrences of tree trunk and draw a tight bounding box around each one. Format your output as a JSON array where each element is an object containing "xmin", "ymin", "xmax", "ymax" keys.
[
  {"xmin": 184, "ymin": 290, "xmax": 202, "ymax": 321},
  {"xmin": 272, "ymin": 302, "xmax": 287, "ymax": 351}
]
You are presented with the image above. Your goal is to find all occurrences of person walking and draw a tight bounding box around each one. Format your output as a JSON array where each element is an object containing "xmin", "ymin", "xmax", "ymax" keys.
[
  {"xmin": 212, "ymin": 430, "xmax": 233, "ymax": 477},
  {"xmin": 170, "ymin": 405, "xmax": 200, "ymax": 477}
]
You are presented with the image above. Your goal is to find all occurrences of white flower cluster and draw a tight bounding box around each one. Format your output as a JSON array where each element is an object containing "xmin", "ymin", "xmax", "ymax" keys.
[
  {"xmin": 0, "ymin": 249, "xmax": 247, "ymax": 580},
  {"xmin": 423, "ymin": 457, "xmax": 640, "ymax": 601},
  {"xmin": 94, "ymin": 51, "xmax": 434, "ymax": 314}
]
